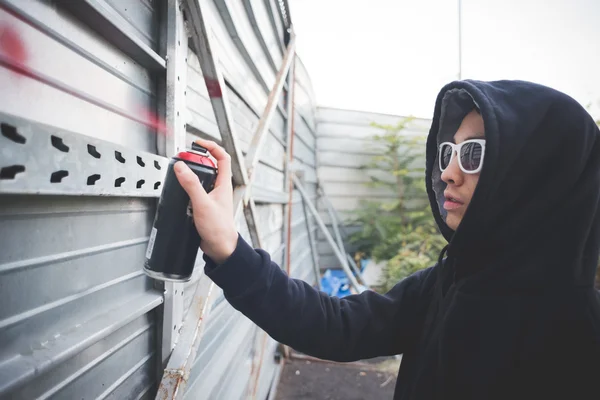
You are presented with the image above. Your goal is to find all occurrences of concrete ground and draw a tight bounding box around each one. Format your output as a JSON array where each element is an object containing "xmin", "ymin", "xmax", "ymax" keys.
[{"xmin": 275, "ymin": 354, "xmax": 401, "ymax": 400}]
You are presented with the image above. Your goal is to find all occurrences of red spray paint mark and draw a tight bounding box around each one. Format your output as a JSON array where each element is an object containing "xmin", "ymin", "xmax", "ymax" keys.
[
  {"xmin": 0, "ymin": 23, "xmax": 169, "ymax": 136},
  {"xmin": 137, "ymin": 107, "xmax": 169, "ymax": 136},
  {"xmin": 204, "ymin": 78, "xmax": 222, "ymax": 98},
  {"xmin": 0, "ymin": 24, "xmax": 28, "ymax": 71}
]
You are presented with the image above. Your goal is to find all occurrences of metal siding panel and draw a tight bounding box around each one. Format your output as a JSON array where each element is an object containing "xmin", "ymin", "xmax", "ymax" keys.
[
  {"xmin": 294, "ymin": 81, "xmax": 317, "ymax": 133},
  {"xmin": 185, "ymin": 312, "xmax": 255, "ymax": 399},
  {"xmin": 208, "ymin": 327, "xmax": 255, "ymax": 400},
  {"xmin": 293, "ymin": 139, "xmax": 316, "ymax": 167},
  {"xmin": 0, "ymin": 1, "xmax": 321, "ymax": 399},
  {"xmin": 0, "ymin": 0, "xmax": 163, "ymax": 398},
  {"xmin": 9, "ymin": 313, "xmax": 156, "ymax": 399},
  {"xmin": 295, "ymin": 57, "xmax": 317, "ymax": 112},
  {"xmin": 2, "ymin": 0, "xmax": 154, "ymax": 93},
  {"xmin": 317, "ymin": 121, "xmax": 427, "ymax": 140},
  {"xmin": 104, "ymin": 0, "xmax": 158, "ymax": 51},
  {"xmin": 316, "ymin": 196, "xmax": 389, "ymax": 212},
  {"xmin": 318, "ymin": 165, "xmax": 398, "ymax": 184},
  {"xmin": 270, "ymin": 107, "xmax": 286, "ymax": 142},
  {"xmin": 317, "ymin": 107, "xmax": 432, "ymax": 131},
  {"xmin": 176, "ymin": 1, "xmax": 318, "ymax": 395},
  {"xmin": 320, "ymin": 182, "xmax": 397, "ymax": 198},
  {"xmin": 255, "ymin": 203, "xmax": 284, "ymax": 244},
  {"xmin": 294, "ymin": 110, "xmax": 316, "ymax": 148},
  {"xmin": 253, "ymin": 338, "xmax": 280, "ymax": 400},
  {"xmin": 317, "ymin": 136, "xmax": 389, "ymax": 155},
  {"xmin": 0, "ymin": 7, "xmax": 156, "ymax": 151},
  {"xmin": 292, "ymin": 161, "xmax": 317, "ymax": 184},
  {"xmin": 194, "ymin": 0, "xmax": 268, "ymax": 114},
  {"xmin": 290, "ymin": 247, "xmax": 312, "ymax": 279},
  {"xmin": 294, "ymin": 58, "xmax": 318, "ymax": 132},
  {"xmin": 186, "ymin": 51, "xmax": 286, "ymax": 173},
  {"xmin": 318, "ymin": 151, "xmax": 374, "ymax": 169},
  {"xmin": 224, "ymin": 0, "xmax": 276, "ymax": 89},
  {"xmin": 248, "ymin": 0, "xmax": 283, "ymax": 68},
  {"xmin": 264, "ymin": 0, "xmax": 284, "ymax": 45}
]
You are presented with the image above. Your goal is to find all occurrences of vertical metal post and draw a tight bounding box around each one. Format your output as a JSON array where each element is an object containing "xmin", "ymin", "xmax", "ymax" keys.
[
  {"xmin": 282, "ymin": 55, "xmax": 296, "ymax": 276},
  {"xmin": 156, "ymin": 0, "xmax": 187, "ymax": 370}
]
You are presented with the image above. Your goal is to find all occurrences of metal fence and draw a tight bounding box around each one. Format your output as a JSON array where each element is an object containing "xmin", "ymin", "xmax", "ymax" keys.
[{"xmin": 0, "ymin": 0, "xmax": 319, "ymax": 398}]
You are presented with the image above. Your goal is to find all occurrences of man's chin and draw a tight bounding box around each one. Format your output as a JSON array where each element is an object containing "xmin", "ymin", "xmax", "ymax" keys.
[{"xmin": 445, "ymin": 215, "xmax": 460, "ymax": 231}]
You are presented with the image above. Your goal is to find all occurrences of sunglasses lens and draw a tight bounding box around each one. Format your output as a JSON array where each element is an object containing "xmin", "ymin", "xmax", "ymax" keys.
[
  {"xmin": 460, "ymin": 142, "xmax": 483, "ymax": 171},
  {"xmin": 440, "ymin": 144, "xmax": 453, "ymax": 170}
]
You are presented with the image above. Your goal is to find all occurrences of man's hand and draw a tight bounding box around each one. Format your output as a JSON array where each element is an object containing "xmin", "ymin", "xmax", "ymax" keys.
[{"xmin": 174, "ymin": 139, "xmax": 239, "ymax": 264}]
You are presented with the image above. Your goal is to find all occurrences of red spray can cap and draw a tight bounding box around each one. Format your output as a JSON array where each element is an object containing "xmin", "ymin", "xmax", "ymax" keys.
[{"xmin": 176, "ymin": 142, "xmax": 217, "ymax": 168}]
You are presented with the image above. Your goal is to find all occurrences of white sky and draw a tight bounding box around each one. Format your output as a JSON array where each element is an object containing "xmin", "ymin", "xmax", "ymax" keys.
[{"xmin": 288, "ymin": 0, "xmax": 600, "ymax": 120}]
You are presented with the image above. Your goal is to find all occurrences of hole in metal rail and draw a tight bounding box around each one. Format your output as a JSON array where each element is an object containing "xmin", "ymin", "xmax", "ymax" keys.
[
  {"xmin": 154, "ymin": 161, "xmax": 161, "ymax": 170},
  {"xmin": 154, "ymin": 181, "xmax": 161, "ymax": 190},
  {"xmin": 136, "ymin": 179, "xmax": 145, "ymax": 188},
  {"xmin": 50, "ymin": 170, "xmax": 68, "ymax": 183},
  {"xmin": 87, "ymin": 145, "xmax": 101, "ymax": 159},
  {"xmin": 137, "ymin": 156, "xmax": 145, "ymax": 167},
  {"xmin": 115, "ymin": 177, "xmax": 125, "ymax": 187},
  {"xmin": 115, "ymin": 151, "xmax": 126, "ymax": 163},
  {"xmin": 0, "ymin": 165, "xmax": 25, "ymax": 179},
  {"xmin": 87, "ymin": 174, "xmax": 101, "ymax": 185},
  {"xmin": 1, "ymin": 123, "xmax": 26, "ymax": 144},
  {"xmin": 51, "ymin": 135, "xmax": 69, "ymax": 152}
]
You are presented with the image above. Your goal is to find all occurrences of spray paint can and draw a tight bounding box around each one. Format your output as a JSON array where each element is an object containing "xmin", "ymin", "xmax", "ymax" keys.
[{"xmin": 144, "ymin": 143, "xmax": 217, "ymax": 282}]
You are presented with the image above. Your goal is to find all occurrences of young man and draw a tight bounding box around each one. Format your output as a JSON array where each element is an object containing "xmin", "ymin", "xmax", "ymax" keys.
[{"xmin": 174, "ymin": 80, "xmax": 600, "ymax": 399}]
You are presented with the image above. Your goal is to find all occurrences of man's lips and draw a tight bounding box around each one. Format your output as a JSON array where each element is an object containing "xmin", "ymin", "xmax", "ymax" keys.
[{"xmin": 444, "ymin": 193, "xmax": 464, "ymax": 210}]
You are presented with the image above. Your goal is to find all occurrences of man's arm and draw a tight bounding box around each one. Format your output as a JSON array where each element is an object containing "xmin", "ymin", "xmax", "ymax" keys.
[
  {"xmin": 204, "ymin": 234, "xmax": 436, "ymax": 362},
  {"xmin": 171, "ymin": 139, "xmax": 435, "ymax": 361}
]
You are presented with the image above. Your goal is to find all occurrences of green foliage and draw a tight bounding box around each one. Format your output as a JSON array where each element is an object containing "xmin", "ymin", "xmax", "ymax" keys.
[{"xmin": 347, "ymin": 118, "xmax": 446, "ymax": 292}]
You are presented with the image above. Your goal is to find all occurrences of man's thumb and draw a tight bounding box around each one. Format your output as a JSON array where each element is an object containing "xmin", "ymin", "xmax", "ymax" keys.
[{"xmin": 174, "ymin": 161, "xmax": 208, "ymax": 203}]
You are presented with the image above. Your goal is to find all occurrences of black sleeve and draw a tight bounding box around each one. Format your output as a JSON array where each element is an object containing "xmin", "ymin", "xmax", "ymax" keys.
[{"xmin": 204, "ymin": 234, "xmax": 435, "ymax": 362}]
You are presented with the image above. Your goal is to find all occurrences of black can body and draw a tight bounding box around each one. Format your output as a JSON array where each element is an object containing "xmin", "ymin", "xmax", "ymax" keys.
[{"xmin": 144, "ymin": 149, "xmax": 217, "ymax": 282}]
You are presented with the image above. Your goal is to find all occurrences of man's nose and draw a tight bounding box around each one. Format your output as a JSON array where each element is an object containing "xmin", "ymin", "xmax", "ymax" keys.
[{"xmin": 441, "ymin": 153, "xmax": 463, "ymax": 185}]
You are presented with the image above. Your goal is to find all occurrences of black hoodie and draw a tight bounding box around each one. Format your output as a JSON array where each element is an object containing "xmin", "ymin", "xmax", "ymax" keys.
[{"xmin": 204, "ymin": 80, "xmax": 600, "ymax": 399}]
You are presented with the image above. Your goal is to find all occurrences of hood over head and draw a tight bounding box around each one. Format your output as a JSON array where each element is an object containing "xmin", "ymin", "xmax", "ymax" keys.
[{"xmin": 426, "ymin": 80, "xmax": 600, "ymax": 291}]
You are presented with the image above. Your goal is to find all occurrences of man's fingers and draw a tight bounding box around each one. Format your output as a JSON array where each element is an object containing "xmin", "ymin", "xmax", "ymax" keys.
[
  {"xmin": 194, "ymin": 139, "xmax": 229, "ymax": 162},
  {"xmin": 194, "ymin": 139, "xmax": 233, "ymax": 189},
  {"xmin": 174, "ymin": 161, "xmax": 209, "ymax": 205},
  {"xmin": 214, "ymin": 153, "xmax": 232, "ymax": 189}
]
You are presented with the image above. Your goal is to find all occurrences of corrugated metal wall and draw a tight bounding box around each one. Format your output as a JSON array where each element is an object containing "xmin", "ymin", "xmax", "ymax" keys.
[
  {"xmin": 0, "ymin": 0, "xmax": 319, "ymax": 399},
  {"xmin": 315, "ymin": 107, "xmax": 431, "ymax": 270}
]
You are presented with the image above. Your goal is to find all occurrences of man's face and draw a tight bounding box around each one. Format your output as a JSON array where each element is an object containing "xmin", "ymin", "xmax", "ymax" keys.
[{"xmin": 441, "ymin": 110, "xmax": 485, "ymax": 230}]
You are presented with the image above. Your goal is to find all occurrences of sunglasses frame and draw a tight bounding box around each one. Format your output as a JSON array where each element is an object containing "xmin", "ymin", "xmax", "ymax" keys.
[{"xmin": 438, "ymin": 139, "xmax": 486, "ymax": 174}]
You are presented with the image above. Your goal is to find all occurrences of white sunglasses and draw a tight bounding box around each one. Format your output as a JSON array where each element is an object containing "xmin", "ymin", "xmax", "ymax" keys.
[{"xmin": 438, "ymin": 139, "xmax": 486, "ymax": 174}]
